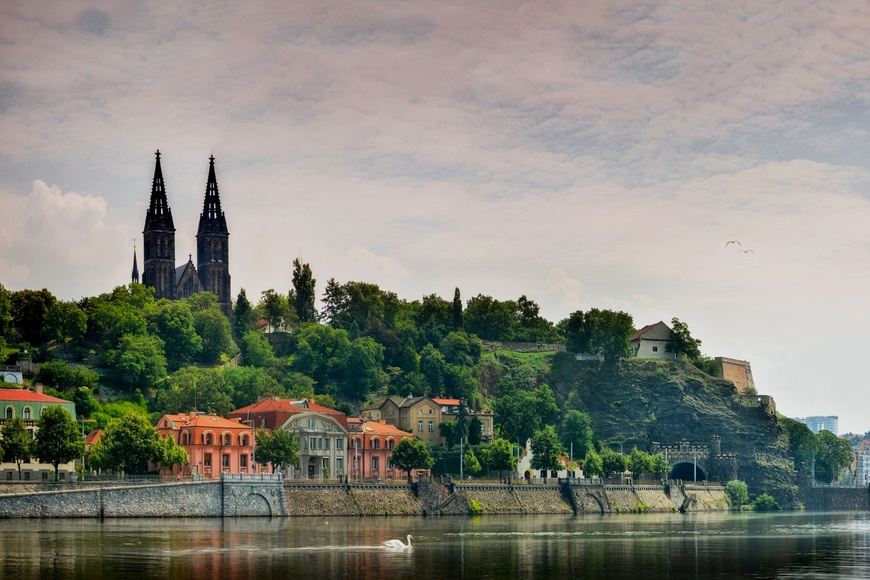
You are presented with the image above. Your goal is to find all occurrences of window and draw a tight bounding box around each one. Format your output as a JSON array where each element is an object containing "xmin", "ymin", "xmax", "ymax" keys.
[
  {"xmin": 336, "ymin": 438, "xmax": 344, "ymax": 450},
  {"xmin": 418, "ymin": 409, "xmax": 422, "ymax": 415},
  {"xmin": 372, "ymin": 438, "xmax": 380, "ymax": 450},
  {"xmin": 4, "ymin": 407, "xmax": 11, "ymax": 419},
  {"xmin": 24, "ymin": 472, "xmax": 30, "ymax": 481},
  {"xmin": 336, "ymin": 458, "xmax": 343, "ymax": 471},
  {"xmin": 23, "ymin": 407, "xmax": 31, "ymax": 420},
  {"xmin": 223, "ymin": 434, "xmax": 232, "ymax": 446},
  {"xmin": 222, "ymin": 454, "xmax": 230, "ymax": 468},
  {"xmin": 428, "ymin": 421, "xmax": 434, "ymax": 431},
  {"xmin": 241, "ymin": 434, "xmax": 249, "ymax": 447},
  {"xmin": 418, "ymin": 420, "xmax": 423, "ymax": 432},
  {"xmin": 372, "ymin": 457, "xmax": 379, "ymax": 471},
  {"xmin": 183, "ymin": 431, "xmax": 191, "ymax": 445},
  {"xmin": 308, "ymin": 418, "xmax": 315, "ymax": 429},
  {"xmin": 310, "ymin": 437, "xmax": 317, "ymax": 450},
  {"xmin": 387, "ymin": 439, "xmax": 394, "ymax": 450},
  {"xmin": 240, "ymin": 454, "xmax": 248, "ymax": 468},
  {"xmin": 204, "ymin": 453, "xmax": 212, "ymax": 467},
  {"xmin": 317, "ymin": 437, "xmax": 323, "ymax": 449},
  {"xmin": 204, "ymin": 433, "xmax": 214, "ymax": 445},
  {"xmin": 163, "ymin": 420, "xmax": 169, "ymax": 428},
  {"xmin": 324, "ymin": 437, "xmax": 329, "ymax": 450},
  {"xmin": 429, "ymin": 408, "xmax": 433, "ymax": 414},
  {"xmin": 652, "ymin": 346, "xmax": 658, "ymax": 352}
]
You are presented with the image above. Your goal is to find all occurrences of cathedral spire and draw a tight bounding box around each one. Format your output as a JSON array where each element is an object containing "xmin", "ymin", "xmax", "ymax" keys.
[
  {"xmin": 197, "ymin": 155, "xmax": 227, "ymax": 233},
  {"xmin": 145, "ymin": 149, "xmax": 175, "ymax": 230},
  {"xmin": 131, "ymin": 242, "xmax": 139, "ymax": 284}
]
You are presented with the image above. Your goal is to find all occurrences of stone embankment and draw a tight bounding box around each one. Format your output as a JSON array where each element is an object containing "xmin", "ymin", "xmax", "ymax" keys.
[{"xmin": 0, "ymin": 477, "xmax": 767, "ymax": 518}]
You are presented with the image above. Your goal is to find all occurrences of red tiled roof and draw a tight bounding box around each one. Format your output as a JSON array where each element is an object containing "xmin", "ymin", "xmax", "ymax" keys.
[
  {"xmin": 228, "ymin": 398, "xmax": 349, "ymax": 430},
  {"xmin": 628, "ymin": 323, "xmax": 657, "ymax": 342},
  {"xmin": 159, "ymin": 413, "xmax": 247, "ymax": 431},
  {"xmin": 354, "ymin": 420, "xmax": 413, "ymax": 437},
  {"xmin": 0, "ymin": 388, "xmax": 71, "ymax": 404},
  {"xmin": 85, "ymin": 429, "xmax": 103, "ymax": 446},
  {"xmin": 433, "ymin": 398, "xmax": 461, "ymax": 406}
]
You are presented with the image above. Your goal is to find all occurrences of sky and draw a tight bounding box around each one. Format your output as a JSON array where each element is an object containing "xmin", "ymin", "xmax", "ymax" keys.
[{"xmin": 2, "ymin": 0, "xmax": 869, "ymax": 434}]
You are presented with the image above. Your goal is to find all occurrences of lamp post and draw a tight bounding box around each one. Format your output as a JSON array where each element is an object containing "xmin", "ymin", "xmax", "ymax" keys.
[{"xmin": 244, "ymin": 419, "xmax": 256, "ymax": 477}]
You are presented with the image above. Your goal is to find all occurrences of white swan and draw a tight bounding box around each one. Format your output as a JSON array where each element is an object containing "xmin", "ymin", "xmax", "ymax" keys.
[{"xmin": 382, "ymin": 534, "xmax": 413, "ymax": 549}]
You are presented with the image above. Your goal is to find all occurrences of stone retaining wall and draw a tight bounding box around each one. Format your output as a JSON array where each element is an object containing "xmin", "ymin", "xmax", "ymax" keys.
[
  {"xmin": 285, "ymin": 488, "xmax": 359, "ymax": 516},
  {"xmin": 513, "ymin": 488, "xmax": 573, "ymax": 514},
  {"xmin": 801, "ymin": 486, "xmax": 870, "ymax": 510},
  {"xmin": 351, "ymin": 488, "xmax": 422, "ymax": 516},
  {"xmin": 683, "ymin": 487, "xmax": 729, "ymax": 512}
]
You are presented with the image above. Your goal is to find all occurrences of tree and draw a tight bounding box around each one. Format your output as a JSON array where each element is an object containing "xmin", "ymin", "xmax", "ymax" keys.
[
  {"xmin": 96, "ymin": 412, "xmax": 161, "ymax": 474},
  {"xmin": 463, "ymin": 448, "xmax": 482, "ymax": 476},
  {"xmin": 486, "ymin": 438, "xmax": 518, "ymax": 479},
  {"xmin": 463, "ymin": 294, "xmax": 515, "ymax": 341},
  {"xmin": 223, "ymin": 365, "xmax": 284, "ymax": 409},
  {"xmin": 530, "ymin": 425, "xmax": 564, "ymax": 476},
  {"xmin": 559, "ymin": 410, "xmax": 594, "ymax": 460},
  {"xmin": 289, "ymin": 258, "xmax": 317, "ymax": 324},
  {"xmin": 192, "ymin": 306, "xmax": 232, "ymax": 364},
  {"xmin": 492, "ymin": 384, "xmax": 559, "ymax": 445},
  {"xmin": 561, "ymin": 308, "xmax": 634, "ymax": 361},
  {"xmin": 157, "ymin": 367, "xmax": 234, "ymax": 416},
  {"xmin": 155, "ymin": 301, "xmax": 202, "ymax": 367},
  {"xmin": 752, "ymin": 493, "xmax": 780, "ymax": 511},
  {"xmin": 668, "ymin": 317, "xmax": 702, "ymax": 360},
  {"xmin": 0, "ymin": 282, "xmax": 11, "ymax": 340},
  {"xmin": 600, "ymin": 447, "xmax": 628, "ymax": 477},
  {"xmin": 651, "ymin": 453, "xmax": 671, "ymax": 478},
  {"xmin": 780, "ymin": 416, "xmax": 821, "ymax": 475},
  {"xmin": 816, "ymin": 430, "xmax": 854, "ymax": 484},
  {"xmin": 232, "ymin": 288, "xmax": 257, "ymax": 341},
  {"xmin": 260, "ymin": 289, "xmax": 292, "ymax": 332},
  {"xmin": 725, "ymin": 480, "xmax": 749, "ymax": 510},
  {"xmin": 107, "ymin": 333, "xmax": 167, "ymax": 389},
  {"xmin": 34, "ymin": 406, "xmax": 84, "ymax": 481},
  {"xmin": 2, "ymin": 417, "xmax": 33, "ymax": 479},
  {"xmin": 320, "ymin": 278, "xmax": 347, "ymax": 325},
  {"xmin": 157, "ymin": 434, "xmax": 189, "ymax": 473},
  {"xmin": 582, "ymin": 450, "xmax": 604, "ymax": 477},
  {"xmin": 452, "ymin": 288, "xmax": 462, "ymax": 331},
  {"xmin": 391, "ymin": 437, "xmax": 434, "ymax": 482},
  {"xmin": 293, "ymin": 324, "xmax": 351, "ymax": 385},
  {"xmin": 240, "ymin": 330, "xmax": 275, "ymax": 368},
  {"xmin": 44, "ymin": 300, "xmax": 87, "ymax": 348},
  {"xmin": 343, "ymin": 337, "xmax": 385, "ymax": 400},
  {"xmin": 468, "ymin": 416, "xmax": 483, "ymax": 446},
  {"xmin": 255, "ymin": 429, "xmax": 300, "ymax": 474},
  {"xmin": 628, "ymin": 447, "xmax": 654, "ymax": 478},
  {"xmin": 419, "ymin": 343, "xmax": 446, "ymax": 393},
  {"xmin": 10, "ymin": 288, "xmax": 57, "ymax": 343},
  {"xmin": 37, "ymin": 361, "xmax": 99, "ymax": 391}
]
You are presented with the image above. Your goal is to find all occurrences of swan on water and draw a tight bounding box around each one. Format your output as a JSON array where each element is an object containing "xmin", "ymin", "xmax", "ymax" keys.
[{"xmin": 382, "ymin": 534, "xmax": 413, "ymax": 549}]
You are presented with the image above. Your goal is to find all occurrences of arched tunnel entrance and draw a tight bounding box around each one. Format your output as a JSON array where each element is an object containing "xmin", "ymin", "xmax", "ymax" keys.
[{"xmin": 670, "ymin": 462, "xmax": 706, "ymax": 482}]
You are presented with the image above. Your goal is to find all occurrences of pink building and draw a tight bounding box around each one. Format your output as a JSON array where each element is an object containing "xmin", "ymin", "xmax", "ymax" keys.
[{"xmin": 156, "ymin": 411, "xmax": 260, "ymax": 478}]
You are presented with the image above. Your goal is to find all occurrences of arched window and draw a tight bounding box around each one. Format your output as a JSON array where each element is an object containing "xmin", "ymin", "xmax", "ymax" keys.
[
  {"xmin": 183, "ymin": 431, "xmax": 191, "ymax": 445},
  {"xmin": 387, "ymin": 439, "xmax": 394, "ymax": 450},
  {"xmin": 163, "ymin": 420, "xmax": 169, "ymax": 428},
  {"xmin": 204, "ymin": 432, "xmax": 214, "ymax": 445},
  {"xmin": 5, "ymin": 407, "xmax": 12, "ymax": 419},
  {"xmin": 223, "ymin": 433, "xmax": 232, "ymax": 446},
  {"xmin": 372, "ymin": 438, "xmax": 380, "ymax": 450},
  {"xmin": 23, "ymin": 407, "xmax": 31, "ymax": 420},
  {"xmin": 240, "ymin": 434, "xmax": 249, "ymax": 447}
]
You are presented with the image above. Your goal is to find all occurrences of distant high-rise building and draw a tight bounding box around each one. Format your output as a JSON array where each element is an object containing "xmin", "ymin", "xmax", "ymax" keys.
[
  {"xmin": 140, "ymin": 150, "xmax": 232, "ymax": 315},
  {"xmin": 794, "ymin": 415, "xmax": 839, "ymax": 435}
]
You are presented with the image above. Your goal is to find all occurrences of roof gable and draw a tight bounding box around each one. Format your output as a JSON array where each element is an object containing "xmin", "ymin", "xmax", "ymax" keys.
[{"xmin": 629, "ymin": 321, "xmax": 673, "ymax": 342}]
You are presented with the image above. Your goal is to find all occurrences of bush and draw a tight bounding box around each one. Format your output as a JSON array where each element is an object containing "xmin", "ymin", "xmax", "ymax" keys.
[
  {"xmin": 725, "ymin": 480, "xmax": 749, "ymax": 510},
  {"xmin": 469, "ymin": 499, "xmax": 483, "ymax": 514},
  {"xmin": 752, "ymin": 493, "xmax": 780, "ymax": 511}
]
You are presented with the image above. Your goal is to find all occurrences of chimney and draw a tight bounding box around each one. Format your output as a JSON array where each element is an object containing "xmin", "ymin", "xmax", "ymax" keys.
[{"xmin": 35, "ymin": 383, "xmax": 43, "ymax": 394}]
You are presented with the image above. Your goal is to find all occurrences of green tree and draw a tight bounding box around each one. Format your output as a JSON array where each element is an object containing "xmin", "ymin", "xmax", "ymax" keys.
[
  {"xmin": 96, "ymin": 412, "xmax": 161, "ymax": 474},
  {"xmin": 492, "ymin": 384, "xmax": 559, "ymax": 445},
  {"xmin": 628, "ymin": 447, "xmax": 654, "ymax": 478},
  {"xmin": 463, "ymin": 294, "xmax": 515, "ymax": 341},
  {"xmin": 240, "ymin": 330, "xmax": 275, "ymax": 368},
  {"xmin": 44, "ymin": 300, "xmax": 87, "ymax": 348},
  {"xmin": 107, "ymin": 333, "xmax": 167, "ymax": 389},
  {"xmin": 259, "ymin": 289, "xmax": 292, "ymax": 332},
  {"xmin": 816, "ymin": 430, "xmax": 854, "ymax": 484},
  {"xmin": 157, "ymin": 367, "xmax": 234, "ymax": 416},
  {"xmin": 391, "ymin": 437, "xmax": 435, "ymax": 482},
  {"xmin": 780, "ymin": 416, "xmax": 821, "ymax": 476},
  {"xmin": 37, "ymin": 361, "xmax": 99, "ymax": 391},
  {"xmin": 320, "ymin": 278, "xmax": 347, "ymax": 325},
  {"xmin": 155, "ymin": 301, "xmax": 202, "ymax": 367},
  {"xmin": 419, "ymin": 343, "xmax": 446, "ymax": 393},
  {"xmin": 34, "ymin": 406, "xmax": 84, "ymax": 481},
  {"xmin": 343, "ymin": 336, "xmax": 385, "ymax": 400},
  {"xmin": 2, "ymin": 417, "xmax": 33, "ymax": 479},
  {"xmin": 0, "ymin": 282, "xmax": 11, "ymax": 340},
  {"xmin": 156, "ymin": 434, "xmax": 189, "ymax": 473},
  {"xmin": 232, "ymin": 288, "xmax": 257, "ymax": 341},
  {"xmin": 600, "ymin": 447, "xmax": 628, "ymax": 477},
  {"xmin": 582, "ymin": 450, "xmax": 604, "ymax": 477},
  {"xmin": 289, "ymin": 258, "xmax": 317, "ymax": 323},
  {"xmin": 725, "ymin": 480, "xmax": 749, "ymax": 510},
  {"xmin": 293, "ymin": 324, "xmax": 352, "ymax": 385},
  {"xmin": 513, "ymin": 295, "xmax": 562, "ymax": 343},
  {"xmin": 452, "ymin": 287, "xmax": 462, "ymax": 331},
  {"xmin": 561, "ymin": 308, "xmax": 634, "ymax": 361},
  {"xmin": 559, "ymin": 410, "xmax": 594, "ymax": 460},
  {"xmin": 668, "ymin": 317, "xmax": 702, "ymax": 360},
  {"xmin": 10, "ymin": 288, "xmax": 57, "ymax": 344},
  {"xmin": 255, "ymin": 429, "xmax": 300, "ymax": 473},
  {"xmin": 530, "ymin": 425, "xmax": 564, "ymax": 476},
  {"xmin": 193, "ymin": 307, "xmax": 232, "ymax": 364},
  {"xmin": 463, "ymin": 448, "xmax": 482, "ymax": 476},
  {"xmin": 651, "ymin": 453, "xmax": 671, "ymax": 478},
  {"xmin": 223, "ymin": 365, "xmax": 284, "ymax": 409},
  {"xmin": 468, "ymin": 416, "xmax": 483, "ymax": 445},
  {"xmin": 752, "ymin": 493, "xmax": 780, "ymax": 511},
  {"xmin": 485, "ymin": 438, "xmax": 518, "ymax": 479}
]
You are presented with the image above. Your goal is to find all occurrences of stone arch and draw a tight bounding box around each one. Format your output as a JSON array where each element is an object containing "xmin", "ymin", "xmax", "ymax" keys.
[
  {"xmin": 670, "ymin": 462, "xmax": 706, "ymax": 481},
  {"xmin": 235, "ymin": 493, "xmax": 272, "ymax": 517},
  {"xmin": 581, "ymin": 493, "xmax": 604, "ymax": 514}
]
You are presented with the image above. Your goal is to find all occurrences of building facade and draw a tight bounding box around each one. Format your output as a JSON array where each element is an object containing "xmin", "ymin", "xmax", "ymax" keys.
[
  {"xmin": 364, "ymin": 396, "xmax": 494, "ymax": 446},
  {"xmin": 140, "ymin": 151, "xmax": 232, "ymax": 315},
  {"xmin": 0, "ymin": 388, "xmax": 79, "ymax": 481},
  {"xmin": 347, "ymin": 419, "xmax": 413, "ymax": 480},
  {"xmin": 156, "ymin": 412, "xmax": 258, "ymax": 478},
  {"xmin": 630, "ymin": 321, "xmax": 677, "ymax": 359},
  {"xmin": 795, "ymin": 416, "xmax": 839, "ymax": 435}
]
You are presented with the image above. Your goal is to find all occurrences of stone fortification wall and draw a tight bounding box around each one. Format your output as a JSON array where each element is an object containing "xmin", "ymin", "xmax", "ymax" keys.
[
  {"xmin": 801, "ymin": 487, "xmax": 870, "ymax": 510},
  {"xmin": 415, "ymin": 480, "xmax": 449, "ymax": 515},
  {"xmin": 351, "ymin": 486, "xmax": 422, "ymax": 516},
  {"xmin": 462, "ymin": 487, "xmax": 523, "ymax": 514},
  {"xmin": 482, "ymin": 341, "xmax": 566, "ymax": 353},
  {"xmin": 633, "ymin": 486, "xmax": 682, "ymax": 512},
  {"xmin": 513, "ymin": 487, "xmax": 573, "ymax": 514},
  {"xmin": 682, "ymin": 486, "xmax": 728, "ymax": 512},
  {"xmin": 285, "ymin": 487, "xmax": 359, "ymax": 516}
]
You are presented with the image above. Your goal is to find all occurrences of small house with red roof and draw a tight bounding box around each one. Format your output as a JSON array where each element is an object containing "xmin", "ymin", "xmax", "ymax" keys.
[
  {"xmin": 228, "ymin": 398, "xmax": 349, "ymax": 480},
  {"xmin": 156, "ymin": 411, "xmax": 258, "ymax": 478},
  {"xmin": 348, "ymin": 419, "xmax": 414, "ymax": 480},
  {"xmin": 630, "ymin": 321, "xmax": 677, "ymax": 359},
  {"xmin": 0, "ymin": 387, "xmax": 79, "ymax": 480}
]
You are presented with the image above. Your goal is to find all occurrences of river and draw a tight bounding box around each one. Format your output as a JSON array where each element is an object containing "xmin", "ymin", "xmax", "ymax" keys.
[{"xmin": 2, "ymin": 511, "xmax": 869, "ymax": 579}]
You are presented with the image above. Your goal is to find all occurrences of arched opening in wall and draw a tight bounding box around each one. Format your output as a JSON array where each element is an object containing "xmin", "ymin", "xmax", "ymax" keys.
[{"xmin": 670, "ymin": 462, "xmax": 707, "ymax": 482}]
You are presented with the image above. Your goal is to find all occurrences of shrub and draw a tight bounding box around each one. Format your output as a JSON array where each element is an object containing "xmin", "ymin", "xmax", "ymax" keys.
[
  {"xmin": 752, "ymin": 493, "xmax": 780, "ymax": 511},
  {"xmin": 725, "ymin": 480, "xmax": 749, "ymax": 510}
]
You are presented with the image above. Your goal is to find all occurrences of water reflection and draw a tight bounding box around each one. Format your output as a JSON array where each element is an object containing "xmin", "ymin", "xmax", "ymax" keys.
[{"xmin": 1, "ymin": 512, "xmax": 869, "ymax": 579}]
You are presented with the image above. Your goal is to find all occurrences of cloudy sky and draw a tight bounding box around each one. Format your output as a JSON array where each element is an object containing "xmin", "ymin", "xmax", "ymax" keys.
[{"xmin": 2, "ymin": 1, "xmax": 870, "ymax": 433}]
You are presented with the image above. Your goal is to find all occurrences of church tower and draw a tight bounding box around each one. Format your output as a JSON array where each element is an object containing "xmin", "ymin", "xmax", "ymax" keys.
[
  {"xmin": 196, "ymin": 155, "xmax": 231, "ymax": 314},
  {"xmin": 131, "ymin": 242, "xmax": 139, "ymax": 284},
  {"xmin": 142, "ymin": 150, "xmax": 176, "ymax": 300}
]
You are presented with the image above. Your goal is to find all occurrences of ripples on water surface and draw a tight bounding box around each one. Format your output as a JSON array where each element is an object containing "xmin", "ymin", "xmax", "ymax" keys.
[{"xmin": 2, "ymin": 511, "xmax": 870, "ymax": 579}]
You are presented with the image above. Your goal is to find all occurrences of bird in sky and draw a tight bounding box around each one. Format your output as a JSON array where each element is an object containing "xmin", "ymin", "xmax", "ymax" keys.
[
  {"xmin": 738, "ymin": 249, "xmax": 754, "ymax": 254},
  {"xmin": 725, "ymin": 240, "xmax": 741, "ymax": 247}
]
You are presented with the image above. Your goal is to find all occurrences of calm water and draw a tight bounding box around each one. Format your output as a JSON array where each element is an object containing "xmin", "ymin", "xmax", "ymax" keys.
[{"xmin": 2, "ymin": 511, "xmax": 869, "ymax": 579}]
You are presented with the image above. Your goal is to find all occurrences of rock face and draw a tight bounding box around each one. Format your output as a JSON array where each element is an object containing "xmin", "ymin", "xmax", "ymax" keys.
[{"xmin": 547, "ymin": 356, "xmax": 797, "ymax": 505}]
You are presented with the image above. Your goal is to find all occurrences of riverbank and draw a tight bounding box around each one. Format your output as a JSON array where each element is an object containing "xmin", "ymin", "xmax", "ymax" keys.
[{"xmin": 0, "ymin": 476, "xmax": 733, "ymax": 517}]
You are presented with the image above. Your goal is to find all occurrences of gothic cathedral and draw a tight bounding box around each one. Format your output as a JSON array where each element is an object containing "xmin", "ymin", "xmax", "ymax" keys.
[{"xmin": 136, "ymin": 150, "xmax": 231, "ymax": 315}]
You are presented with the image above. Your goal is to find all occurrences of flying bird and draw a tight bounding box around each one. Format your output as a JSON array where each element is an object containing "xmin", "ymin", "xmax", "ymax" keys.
[
  {"xmin": 725, "ymin": 240, "xmax": 741, "ymax": 247},
  {"xmin": 738, "ymin": 249, "xmax": 754, "ymax": 253},
  {"xmin": 382, "ymin": 534, "xmax": 413, "ymax": 550}
]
